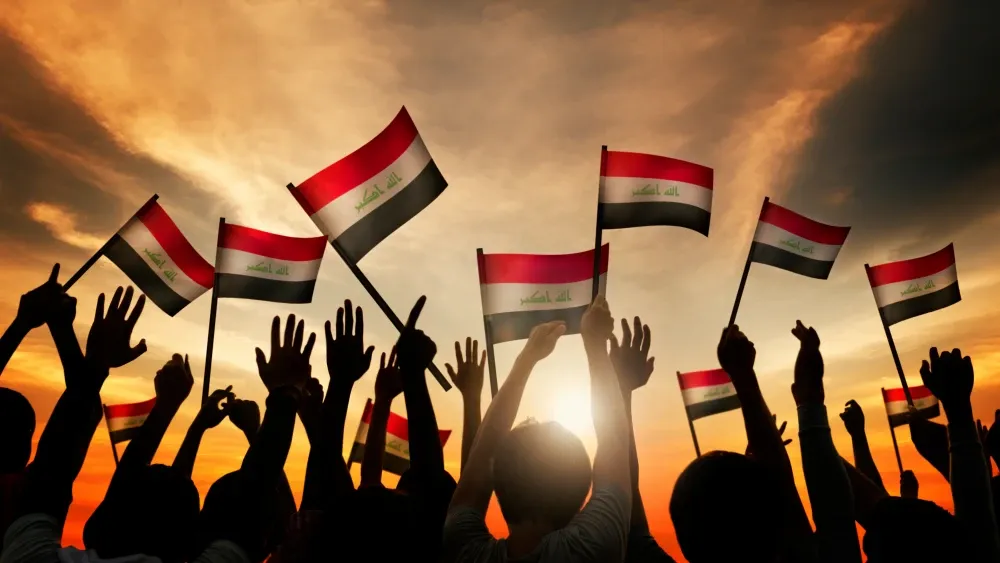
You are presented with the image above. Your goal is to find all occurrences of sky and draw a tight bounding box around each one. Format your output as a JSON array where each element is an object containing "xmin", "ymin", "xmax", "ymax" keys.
[{"xmin": 1, "ymin": 0, "xmax": 999, "ymax": 559}]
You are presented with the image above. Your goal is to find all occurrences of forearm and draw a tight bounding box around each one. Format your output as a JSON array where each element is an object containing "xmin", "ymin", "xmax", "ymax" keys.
[
  {"xmin": 403, "ymin": 368, "xmax": 445, "ymax": 474},
  {"xmin": 172, "ymin": 422, "xmax": 207, "ymax": 478},
  {"xmin": 298, "ymin": 409, "xmax": 320, "ymax": 447},
  {"xmin": 48, "ymin": 321, "xmax": 85, "ymax": 385},
  {"xmin": 849, "ymin": 432, "xmax": 886, "ymax": 492},
  {"xmin": 624, "ymin": 396, "xmax": 649, "ymax": 532},
  {"xmin": 798, "ymin": 404, "xmax": 862, "ymax": 563},
  {"xmin": 323, "ymin": 384, "xmax": 352, "ymax": 462},
  {"xmin": 0, "ymin": 319, "xmax": 30, "ymax": 375},
  {"xmin": 241, "ymin": 389, "xmax": 299, "ymax": 488},
  {"xmin": 112, "ymin": 401, "xmax": 178, "ymax": 493},
  {"xmin": 360, "ymin": 397, "xmax": 392, "ymax": 487},
  {"xmin": 841, "ymin": 458, "xmax": 888, "ymax": 529},
  {"xmin": 911, "ymin": 419, "xmax": 951, "ymax": 482},
  {"xmin": 585, "ymin": 341, "xmax": 631, "ymax": 495},
  {"xmin": 946, "ymin": 403, "xmax": 1000, "ymax": 561},
  {"xmin": 460, "ymin": 396, "xmax": 482, "ymax": 471}
]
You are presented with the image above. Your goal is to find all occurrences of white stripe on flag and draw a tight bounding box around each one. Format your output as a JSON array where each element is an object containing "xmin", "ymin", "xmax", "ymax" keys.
[
  {"xmin": 118, "ymin": 218, "xmax": 210, "ymax": 303},
  {"xmin": 216, "ymin": 248, "xmax": 322, "ymax": 282},
  {"xmin": 480, "ymin": 274, "xmax": 606, "ymax": 316},
  {"xmin": 681, "ymin": 382, "xmax": 737, "ymax": 407},
  {"xmin": 107, "ymin": 413, "xmax": 150, "ymax": 433},
  {"xmin": 310, "ymin": 136, "xmax": 433, "ymax": 240},
  {"xmin": 873, "ymin": 264, "xmax": 958, "ymax": 309},
  {"xmin": 753, "ymin": 222, "xmax": 843, "ymax": 262},
  {"xmin": 885, "ymin": 395, "xmax": 939, "ymax": 417},
  {"xmin": 599, "ymin": 177, "xmax": 713, "ymax": 211},
  {"xmin": 352, "ymin": 421, "xmax": 412, "ymax": 460}
]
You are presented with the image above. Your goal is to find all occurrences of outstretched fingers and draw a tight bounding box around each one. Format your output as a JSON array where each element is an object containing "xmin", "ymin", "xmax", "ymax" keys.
[
  {"xmin": 640, "ymin": 323, "xmax": 651, "ymax": 356},
  {"xmin": 270, "ymin": 316, "xmax": 281, "ymax": 355},
  {"xmin": 283, "ymin": 314, "xmax": 296, "ymax": 349},
  {"xmin": 125, "ymin": 294, "xmax": 146, "ymax": 329},
  {"xmin": 405, "ymin": 295, "xmax": 426, "ymax": 330},
  {"xmin": 344, "ymin": 299, "xmax": 354, "ymax": 337},
  {"xmin": 454, "ymin": 341, "xmax": 463, "ymax": 365},
  {"xmin": 465, "ymin": 337, "xmax": 472, "ymax": 365},
  {"xmin": 303, "ymin": 332, "xmax": 317, "ymax": 360},
  {"xmin": 621, "ymin": 318, "xmax": 633, "ymax": 348},
  {"xmin": 293, "ymin": 319, "xmax": 305, "ymax": 351}
]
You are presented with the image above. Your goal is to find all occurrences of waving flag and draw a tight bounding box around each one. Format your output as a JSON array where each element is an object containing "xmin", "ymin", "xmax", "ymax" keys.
[
  {"xmin": 599, "ymin": 149, "xmax": 714, "ymax": 235},
  {"xmin": 479, "ymin": 244, "xmax": 609, "ymax": 344},
  {"xmin": 216, "ymin": 223, "xmax": 327, "ymax": 303},
  {"xmin": 883, "ymin": 386, "xmax": 940, "ymax": 427},
  {"xmin": 750, "ymin": 201, "xmax": 851, "ymax": 279},
  {"xmin": 104, "ymin": 398, "xmax": 156, "ymax": 444},
  {"xmin": 677, "ymin": 369, "xmax": 741, "ymax": 420},
  {"xmin": 290, "ymin": 107, "xmax": 448, "ymax": 262},
  {"xmin": 104, "ymin": 200, "xmax": 214, "ymax": 316},
  {"xmin": 348, "ymin": 398, "xmax": 451, "ymax": 476},
  {"xmin": 867, "ymin": 244, "xmax": 960, "ymax": 326}
]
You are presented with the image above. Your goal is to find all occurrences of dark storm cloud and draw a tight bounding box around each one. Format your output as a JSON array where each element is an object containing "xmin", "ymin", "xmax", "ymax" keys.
[{"xmin": 785, "ymin": 0, "xmax": 1000, "ymax": 252}]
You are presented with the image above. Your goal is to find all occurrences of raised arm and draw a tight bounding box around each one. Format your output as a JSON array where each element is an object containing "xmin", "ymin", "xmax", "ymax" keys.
[
  {"xmin": 840, "ymin": 458, "xmax": 889, "ymax": 528},
  {"xmin": 839, "ymin": 400, "xmax": 886, "ymax": 492},
  {"xmin": 1, "ymin": 265, "xmax": 65, "ymax": 377},
  {"xmin": 920, "ymin": 347, "xmax": 1000, "ymax": 562},
  {"xmin": 228, "ymin": 398, "xmax": 298, "ymax": 516},
  {"xmin": 449, "ymin": 321, "xmax": 565, "ymax": 514},
  {"xmin": 361, "ymin": 348, "xmax": 402, "ymax": 488},
  {"xmin": 446, "ymin": 338, "xmax": 486, "ymax": 471},
  {"xmin": 172, "ymin": 386, "xmax": 235, "ymax": 478},
  {"xmin": 397, "ymin": 296, "xmax": 445, "ymax": 476},
  {"xmin": 909, "ymin": 413, "xmax": 951, "ymax": 481}
]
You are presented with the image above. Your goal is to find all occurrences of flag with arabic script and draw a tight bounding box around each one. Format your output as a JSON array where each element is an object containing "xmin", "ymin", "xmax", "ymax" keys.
[
  {"xmin": 750, "ymin": 201, "xmax": 851, "ymax": 280},
  {"xmin": 215, "ymin": 223, "xmax": 327, "ymax": 303},
  {"xmin": 867, "ymin": 244, "xmax": 960, "ymax": 326},
  {"xmin": 348, "ymin": 398, "xmax": 451, "ymax": 476}
]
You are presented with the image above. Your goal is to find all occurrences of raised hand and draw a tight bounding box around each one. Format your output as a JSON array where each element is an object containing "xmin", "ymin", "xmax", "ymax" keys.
[
  {"xmin": 154, "ymin": 354, "xmax": 194, "ymax": 409},
  {"xmin": 520, "ymin": 321, "xmax": 567, "ymax": 363},
  {"xmin": 300, "ymin": 377, "xmax": 324, "ymax": 424},
  {"xmin": 919, "ymin": 347, "xmax": 974, "ymax": 409},
  {"xmin": 610, "ymin": 316, "xmax": 654, "ymax": 394},
  {"xmin": 375, "ymin": 347, "xmax": 403, "ymax": 402},
  {"xmin": 900, "ymin": 470, "xmax": 919, "ymax": 498},
  {"xmin": 229, "ymin": 398, "xmax": 262, "ymax": 437},
  {"xmin": 85, "ymin": 286, "xmax": 147, "ymax": 369},
  {"xmin": 747, "ymin": 414, "xmax": 792, "ymax": 456},
  {"xmin": 717, "ymin": 325, "xmax": 756, "ymax": 383},
  {"xmin": 983, "ymin": 410, "xmax": 1000, "ymax": 463},
  {"xmin": 445, "ymin": 338, "xmax": 486, "ymax": 399},
  {"xmin": 16, "ymin": 264, "xmax": 67, "ymax": 329},
  {"xmin": 325, "ymin": 299, "xmax": 375, "ymax": 388},
  {"xmin": 840, "ymin": 400, "xmax": 865, "ymax": 436},
  {"xmin": 791, "ymin": 320, "xmax": 824, "ymax": 406},
  {"xmin": 395, "ymin": 296, "xmax": 436, "ymax": 375},
  {"xmin": 580, "ymin": 295, "xmax": 614, "ymax": 347},
  {"xmin": 255, "ymin": 314, "xmax": 316, "ymax": 393},
  {"xmin": 195, "ymin": 386, "xmax": 235, "ymax": 429}
]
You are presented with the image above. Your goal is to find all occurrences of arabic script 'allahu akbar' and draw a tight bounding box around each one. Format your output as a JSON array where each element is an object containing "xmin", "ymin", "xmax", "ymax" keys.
[
  {"xmin": 631, "ymin": 183, "xmax": 680, "ymax": 197},
  {"xmin": 355, "ymin": 171, "xmax": 404, "ymax": 214},
  {"xmin": 246, "ymin": 262, "xmax": 291, "ymax": 276},
  {"xmin": 778, "ymin": 238, "xmax": 815, "ymax": 255},
  {"xmin": 386, "ymin": 439, "xmax": 410, "ymax": 457},
  {"xmin": 520, "ymin": 289, "xmax": 572, "ymax": 306},
  {"xmin": 901, "ymin": 279, "xmax": 937, "ymax": 297},
  {"xmin": 143, "ymin": 249, "xmax": 178, "ymax": 283}
]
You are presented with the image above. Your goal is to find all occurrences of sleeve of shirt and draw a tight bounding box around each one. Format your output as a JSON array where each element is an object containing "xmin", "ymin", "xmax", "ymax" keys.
[
  {"xmin": 626, "ymin": 532, "xmax": 677, "ymax": 563},
  {"xmin": 191, "ymin": 540, "xmax": 251, "ymax": 563},
  {"xmin": 546, "ymin": 484, "xmax": 631, "ymax": 563},
  {"xmin": 1, "ymin": 514, "xmax": 62, "ymax": 563},
  {"xmin": 441, "ymin": 507, "xmax": 498, "ymax": 563}
]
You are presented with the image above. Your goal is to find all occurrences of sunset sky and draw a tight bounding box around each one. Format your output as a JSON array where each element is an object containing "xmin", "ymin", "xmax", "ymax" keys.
[{"xmin": 2, "ymin": 1, "xmax": 999, "ymax": 560}]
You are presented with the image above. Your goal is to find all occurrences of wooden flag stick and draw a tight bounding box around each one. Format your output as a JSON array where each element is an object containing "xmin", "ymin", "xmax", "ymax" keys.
[
  {"xmin": 102, "ymin": 404, "xmax": 121, "ymax": 466},
  {"xmin": 728, "ymin": 196, "xmax": 769, "ymax": 327},
  {"xmin": 885, "ymin": 395, "xmax": 905, "ymax": 474},
  {"xmin": 64, "ymin": 194, "xmax": 160, "ymax": 290},
  {"xmin": 202, "ymin": 218, "xmax": 225, "ymax": 405},
  {"xmin": 866, "ymin": 265, "xmax": 914, "ymax": 406},
  {"xmin": 477, "ymin": 248, "xmax": 500, "ymax": 398},
  {"xmin": 591, "ymin": 145, "xmax": 608, "ymax": 300},
  {"xmin": 680, "ymin": 372, "xmax": 702, "ymax": 458}
]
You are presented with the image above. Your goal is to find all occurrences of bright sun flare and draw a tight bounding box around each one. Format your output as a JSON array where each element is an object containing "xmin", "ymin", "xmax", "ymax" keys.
[{"xmin": 551, "ymin": 389, "xmax": 594, "ymax": 437}]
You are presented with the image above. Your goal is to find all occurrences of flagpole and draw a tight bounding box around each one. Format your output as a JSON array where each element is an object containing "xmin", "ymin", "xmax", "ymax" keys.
[
  {"xmin": 867, "ymin": 265, "xmax": 914, "ymax": 406},
  {"xmin": 883, "ymin": 389, "xmax": 905, "ymax": 474},
  {"xmin": 102, "ymin": 404, "xmax": 121, "ymax": 466},
  {"xmin": 285, "ymin": 182, "xmax": 451, "ymax": 392},
  {"xmin": 64, "ymin": 194, "xmax": 160, "ymax": 290},
  {"xmin": 728, "ymin": 196, "xmax": 768, "ymax": 327},
  {"xmin": 477, "ymin": 248, "xmax": 500, "ymax": 398},
  {"xmin": 202, "ymin": 218, "xmax": 225, "ymax": 405},
  {"xmin": 679, "ymin": 372, "xmax": 702, "ymax": 458},
  {"xmin": 591, "ymin": 145, "xmax": 608, "ymax": 300}
]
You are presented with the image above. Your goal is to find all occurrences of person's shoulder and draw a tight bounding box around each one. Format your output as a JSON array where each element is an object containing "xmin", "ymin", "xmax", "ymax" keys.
[
  {"xmin": 191, "ymin": 540, "xmax": 250, "ymax": 563},
  {"xmin": 579, "ymin": 484, "xmax": 630, "ymax": 519}
]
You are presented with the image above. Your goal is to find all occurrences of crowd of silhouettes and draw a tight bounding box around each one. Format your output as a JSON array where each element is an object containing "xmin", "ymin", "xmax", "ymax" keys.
[{"xmin": 2, "ymin": 265, "xmax": 1000, "ymax": 562}]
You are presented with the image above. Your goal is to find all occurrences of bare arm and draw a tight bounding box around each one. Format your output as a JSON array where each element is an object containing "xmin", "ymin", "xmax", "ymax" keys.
[
  {"xmin": 840, "ymin": 400, "xmax": 886, "ymax": 492},
  {"xmin": 360, "ymin": 396, "xmax": 393, "ymax": 487},
  {"xmin": 445, "ymin": 339, "xmax": 486, "ymax": 471}
]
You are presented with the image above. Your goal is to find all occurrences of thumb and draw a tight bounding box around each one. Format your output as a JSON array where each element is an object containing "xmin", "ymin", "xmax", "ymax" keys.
[
  {"xmin": 380, "ymin": 352, "xmax": 386, "ymax": 371},
  {"xmin": 445, "ymin": 363, "xmax": 457, "ymax": 384},
  {"xmin": 128, "ymin": 339, "xmax": 148, "ymax": 362},
  {"xmin": 364, "ymin": 346, "xmax": 375, "ymax": 366}
]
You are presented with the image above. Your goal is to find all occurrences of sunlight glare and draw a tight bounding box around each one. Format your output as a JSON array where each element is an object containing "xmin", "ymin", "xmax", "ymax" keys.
[{"xmin": 551, "ymin": 388, "xmax": 593, "ymax": 437}]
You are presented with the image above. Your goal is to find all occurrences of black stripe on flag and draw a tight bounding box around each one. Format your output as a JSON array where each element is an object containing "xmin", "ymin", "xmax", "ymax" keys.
[
  {"xmin": 104, "ymin": 235, "xmax": 191, "ymax": 316},
  {"xmin": 347, "ymin": 442, "xmax": 411, "ymax": 476},
  {"xmin": 485, "ymin": 304, "xmax": 590, "ymax": 344},
  {"xmin": 881, "ymin": 282, "xmax": 961, "ymax": 326},
  {"xmin": 888, "ymin": 403, "xmax": 941, "ymax": 427},
  {"xmin": 685, "ymin": 394, "xmax": 742, "ymax": 421},
  {"xmin": 336, "ymin": 161, "xmax": 448, "ymax": 263},
  {"xmin": 108, "ymin": 425, "xmax": 144, "ymax": 445},
  {"xmin": 599, "ymin": 202, "xmax": 711, "ymax": 235},
  {"xmin": 750, "ymin": 243, "xmax": 834, "ymax": 280},
  {"xmin": 216, "ymin": 273, "xmax": 317, "ymax": 304}
]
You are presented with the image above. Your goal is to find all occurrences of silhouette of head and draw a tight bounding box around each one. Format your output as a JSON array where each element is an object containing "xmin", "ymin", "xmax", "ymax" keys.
[
  {"xmin": 84, "ymin": 464, "xmax": 199, "ymax": 563},
  {"xmin": 670, "ymin": 451, "xmax": 784, "ymax": 563},
  {"xmin": 863, "ymin": 496, "xmax": 961, "ymax": 562},
  {"xmin": 197, "ymin": 471, "xmax": 296, "ymax": 560},
  {"xmin": 492, "ymin": 419, "xmax": 592, "ymax": 529},
  {"xmin": 0, "ymin": 387, "xmax": 35, "ymax": 473}
]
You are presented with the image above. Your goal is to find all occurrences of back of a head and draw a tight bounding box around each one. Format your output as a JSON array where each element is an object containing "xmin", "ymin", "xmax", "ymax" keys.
[
  {"xmin": 863, "ymin": 497, "xmax": 962, "ymax": 563},
  {"xmin": 670, "ymin": 451, "xmax": 784, "ymax": 563},
  {"xmin": 198, "ymin": 470, "xmax": 296, "ymax": 561},
  {"xmin": 493, "ymin": 420, "xmax": 592, "ymax": 529},
  {"xmin": 0, "ymin": 387, "xmax": 35, "ymax": 473},
  {"xmin": 84, "ymin": 464, "xmax": 200, "ymax": 563}
]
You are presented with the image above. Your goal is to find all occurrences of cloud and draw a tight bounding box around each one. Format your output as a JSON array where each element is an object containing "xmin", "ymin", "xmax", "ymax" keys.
[{"xmin": 25, "ymin": 201, "xmax": 106, "ymax": 250}]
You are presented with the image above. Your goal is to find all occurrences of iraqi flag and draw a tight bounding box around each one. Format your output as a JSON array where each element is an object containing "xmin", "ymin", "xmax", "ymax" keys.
[
  {"xmin": 677, "ymin": 369, "xmax": 741, "ymax": 421},
  {"xmin": 347, "ymin": 399, "xmax": 451, "ymax": 476},
  {"xmin": 104, "ymin": 398, "xmax": 156, "ymax": 444},
  {"xmin": 867, "ymin": 244, "xmax": 960, "ymax": 326},
  {"xmin": 599, "ymin": 149, "xmax": 714, "ymax": 236},
  {"xmin": 289, "ymin": 107, "xmax": 448, "ymax": 263},
  {"xmin": 104, "ymin": 199, "xmax": 214, "ymax": 316},
  {"xmin": 882, "ymin": 386, "xmax": 940, "ymax": 427},
  {"xmin": 215, "ymin": 223, "xmax": 327, "ymax": 303},
  {"xmin": 750, "ymin": 201, "xmax": 851, "ymax": 280},
  {"xmin": 479, "ymin": 244, "xmax": 609, "ymax": 344}
]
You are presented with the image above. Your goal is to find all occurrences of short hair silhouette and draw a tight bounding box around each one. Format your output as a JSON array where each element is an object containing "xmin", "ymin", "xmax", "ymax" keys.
[
  {"xmin": 670, "ymin": 451, "xmax": 784, "ymax": 563},
  {"xmin": 0, "ymin": 387, "xmax": 35, "ymax": 473},
  {"xmin": 492, "ymin": 419, "xmax": 592, "ymax": 528},
  {"xmin": 198, "ymin": 471, "xmax": 296, "ymax": 561},
  {"xmin": 84, "ymin": 464, "xmax": 200, "ymax": 563},
  {"xmin": 863, "ymin": 496, "xmax": 962, "ymax": 562}
]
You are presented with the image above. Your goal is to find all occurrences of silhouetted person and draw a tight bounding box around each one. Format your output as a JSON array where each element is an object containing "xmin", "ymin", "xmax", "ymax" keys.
[
  {"xmin": 0, "ymin": 388, "xmax": 34, "ymax": 542},
  {"xmin": 862, "ymin": 497, "xmax": 963, "ymax": 563},
  {"xmin": 840, "ymin": 399, "xmax": 886, "ymax": 493}
]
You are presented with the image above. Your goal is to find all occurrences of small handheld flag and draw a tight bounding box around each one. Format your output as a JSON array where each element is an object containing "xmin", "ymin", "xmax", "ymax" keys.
[
  {"xmin": 867, "ymin": 244, "xmax": 960, "ymax": 326},
  {"xmin": 103, "ymin": 398, "xmax": 156, "ymax": 465},
  {"xmin": 750, "ymin": 200, "xmax": 851, "ymax": 280},
  {"xmin": 347, "ymin": 398, "xmax": 451, "ymax": 476},
  {"xmin": 677, "ymin": 369, "xmax": 741, "ymax": 457},
  {"xmin": 883, "ymin": 385, "xmax": 940, "ymax": 428},
  {"xmin": 215, "ymin": 223, "xmax": 327, "ymax": 304}
]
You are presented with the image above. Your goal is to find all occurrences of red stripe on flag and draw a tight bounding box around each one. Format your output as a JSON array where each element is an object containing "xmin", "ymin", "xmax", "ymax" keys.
[
  {"xmin": 104, "ymin": 398, "xmax": 156, "ymax": 419},
  {"xmin": 677, "ymin": 369, "xmax": 731, "ymax": 390},
  {"xmin": 882, "ymin": 385, "xmax": 934, "ymax": 403},
  {"xmin": 759, "ymin": 201, "xmax": 851, "ymax": 246},
  {"xmin": 602, "ymin": 150, "xmax": 713, "ymax": 189},
  {"xmin": 478, "ymin": 244, "xmax": 609, "ymax": 285},
  {"xmin": 218, "ymin": 223, "xmax": 327, "ymax": 262},
  {"xmin": 137, "ymin": 203, "xmax": 215, "ymax": 289},
  {"xmin": 293, "ymin": 107, "xmax": 420, "ymax": 215},
  {"xmin": 867, "ymin": 244, "xmax": 956, "ymax": 288},
  {"xmin": 359, "ymin": 398, "xmax": 451, "ymax": 444}
]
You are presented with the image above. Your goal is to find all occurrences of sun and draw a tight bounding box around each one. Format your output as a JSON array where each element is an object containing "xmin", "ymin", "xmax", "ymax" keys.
[{"xmin": 551, "ymin": 388, "xmax": 594, "ymax": 437}]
